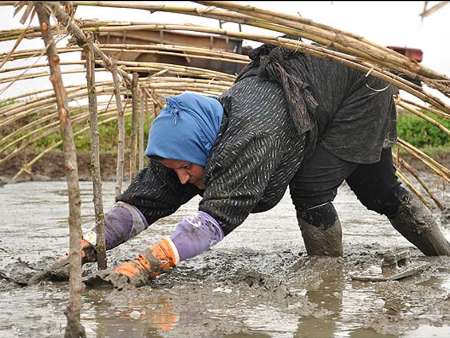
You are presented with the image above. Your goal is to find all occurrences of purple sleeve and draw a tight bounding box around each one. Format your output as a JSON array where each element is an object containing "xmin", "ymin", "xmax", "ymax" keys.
[
  {"xmin": 170, "ymin": 211, "xmax": 224, "ymax": 262},
  {"xmin": 84, "ymin": 201, "xmax": 148, "ymax": 250}
]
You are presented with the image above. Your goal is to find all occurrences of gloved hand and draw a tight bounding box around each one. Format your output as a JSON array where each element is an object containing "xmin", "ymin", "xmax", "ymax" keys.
[
  {"xmin": 28, "ymin": 239, "xmax": 97, "ymax": 285},
  {"xmin": 84, "ymin": 238, "xmax": 178, "ymax": 289}
]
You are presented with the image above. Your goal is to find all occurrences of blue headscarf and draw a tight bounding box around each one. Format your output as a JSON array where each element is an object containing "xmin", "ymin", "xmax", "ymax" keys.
[{"xmin": 145, "ymin": 92, "xmax": 224, "ymax": 166}]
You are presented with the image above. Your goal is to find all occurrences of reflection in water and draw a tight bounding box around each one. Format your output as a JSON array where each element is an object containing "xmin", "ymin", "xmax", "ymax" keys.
[
  {"xmin": 87, "ymin": 293, "xmax": 169, "ymax": 338},
  {"xmin": 295, "ymin": 259, "xmax": 344, "ymax": 338},
  {"xmin": 1, "ymin": 181, "xmax": 449, "ymax": 337}
]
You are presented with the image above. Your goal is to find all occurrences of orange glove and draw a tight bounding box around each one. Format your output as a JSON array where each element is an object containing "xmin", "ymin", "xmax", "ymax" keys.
[{"xmin": 84, "ymin": 238, "xmax": 178, "ymax": 289}]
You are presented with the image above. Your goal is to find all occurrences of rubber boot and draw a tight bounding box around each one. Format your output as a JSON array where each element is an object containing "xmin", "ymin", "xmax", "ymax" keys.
[
  {"xmin": 388, "ymin": 189, "xmax": 450, "ymax": 256},
  {"xmin": 297, "ymin": 202, "xmax": 343, "ymax": 257}
]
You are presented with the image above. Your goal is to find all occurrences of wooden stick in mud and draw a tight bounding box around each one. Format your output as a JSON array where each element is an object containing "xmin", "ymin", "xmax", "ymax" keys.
[
  {"xmin": 397, "ymin": 138, "xmax": 450, "ymax": 182},
  {"xmin": 130, "ymin": 72, "xmax": 139, "ymax": 180},
  {"xmin": 34, "ymin": 3, "xmax": 85, "ymax": 338},
  {"xmin": 395, "ymin": 156, "xmax": 444, "ymax": 210},
  {"xmin": 40, "ymin": 1, "xmax": 129, "ymax": 197},
  {"xmin": 42, "ymin": 2, "xmax": 131, "ymax": 85},
  {"xmin": 111, "ymin": 62, "xmax": 125, "ymax": 197},
  {"xmin": 138, "ymin": 88, "xmax": 145, "ymax": 171},
  {"xmin": 85, "ymin": 42, "xmax": 107, "ymax": 270}
]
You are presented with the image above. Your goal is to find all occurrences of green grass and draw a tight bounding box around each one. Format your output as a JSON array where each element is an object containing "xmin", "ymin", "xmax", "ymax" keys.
[
  {"xmin": 1, "ymin": 97, "xmax": 448, "ymax": 156},
  {"xmin": 396, "ymin": 110, "xmax": 450, "ymax": 150},
  {"xmin": 34, "ymin": 114, "xmax": 153, "ymax": 153}
]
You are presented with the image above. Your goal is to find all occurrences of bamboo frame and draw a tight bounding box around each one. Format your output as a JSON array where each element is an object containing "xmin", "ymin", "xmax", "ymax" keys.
[
  {"xmin": 0, "ymin": 1, "xmax": 446, "ymax": 224},
  {"xmin": 138, "ymin": 88, "xmax": 145, "ymax": 171},
  {"xmin": 394, "ymin": 156, "xmax": 444, "ymax": 210},
  {"xmin": 130, "ymin": 72, "xmax": 139, "ymax": 180},
  {"xmin": 85, "ymin": 44, "xmax": 107, "ymax": 270}
]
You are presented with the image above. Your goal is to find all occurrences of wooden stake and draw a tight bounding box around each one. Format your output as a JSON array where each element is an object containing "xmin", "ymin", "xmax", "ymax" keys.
[
  {"xmin": 85, "ymin": 41, "xmax": 107, "ymax": 270},
  {"xmin": 111, "ymin": 62, "xmax": 125, "ymax": 197},
  {"xmin": 138, "ymin": 88, "xmax": 145, "ymax": 171},
  {"xmin": 34, "ymin": 3, "xmax": 85, "ymax": 338},
  {"xmin": 130, "ymin": 72, "xmax": 139, "ymax": 179}
]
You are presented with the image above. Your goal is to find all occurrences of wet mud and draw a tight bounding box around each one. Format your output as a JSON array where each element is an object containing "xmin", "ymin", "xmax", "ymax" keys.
[{"xmin": 1, "ymin": 179, "xmax": 449, "ymax": 337}]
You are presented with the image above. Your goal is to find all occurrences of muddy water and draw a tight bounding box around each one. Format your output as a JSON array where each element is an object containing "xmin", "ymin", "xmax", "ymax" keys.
[{"xmin": 0, "ymin": 180, "xmax": 449, "ymax": 338}]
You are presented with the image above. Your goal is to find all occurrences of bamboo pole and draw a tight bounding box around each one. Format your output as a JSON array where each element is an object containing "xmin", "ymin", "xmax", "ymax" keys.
[
  {"xmin": 34, "ymin": 3, "xmax": 85, "ymax": 338},
  {"xmin": 396, "ymin": 169, "xmax": 432, "ymax": 209},
  {"xmin": 42, "ymin": 2, "xmax": 132, "ymax": 84},
  {"xmin": 0, "ymin": 79, "xmax": 228, "ymax": 163},
  {"xmin": 0, "ymin": 85, "xmax": 116, "ymax": 131},
  {"xmin": 0, "ymin": 45, "xmax": 236, "ymax": 81},
  {"xmin": 12, "ymin": 112, "xmax": 122, "ymax": 181},
  {"xmin": 397, "ymin": 139, "xmax": 450, "ymax": 183},
  {"xmin": 0, "ymin": 87, "xmax": 117, "ymax": 149},
  {"xmin": 0, "ymin": 67, "xmax": 232, "ymax": 129},
  {"xmin": 130, "ymin": 72, "xmax": 139, "ymax": 180},
  {"xmin": 395, "ymin": 156, "xmax": 444, "ymax": 210},
  {"xmin": 0, "ymin": 44, "xmax": 248, "ymax": 67},
  {"xmin": 111, "ymin": 62, "xmax": 125, "ymax": 197},
  {"xmin": 0, "ymin": 46, "xmax": 246, "ymax": 66},
  {"xmin": 396, "ymin": 100, "xmax": 450, "ymax": 137},
  {"xmin": 1, "ymin": 1, "xmax": 449, "ymax": 95},
  {"xmin": 198, "ymin": 1, "xmax": 449, "ymax": 83},
  {"xmin": 398, "ymin": 98, "xmax": 450, "ymax": 120},
  {"xmin": 41, "ymin": 0, "xmax": 130, "ymax": 197},
  {"xmin": 138, "ymin": 88, "xmax": 145, "ymax": 171},
  {"xmin": 85, "ymin": 43, "xmax": 107, "ymax": 270},
  {"xmin": 62, "ymin": 22, "xmax": 448, "ymax": 112}
]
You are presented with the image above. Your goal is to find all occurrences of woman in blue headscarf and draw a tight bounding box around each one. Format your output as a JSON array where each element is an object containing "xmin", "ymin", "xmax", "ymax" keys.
[{"xmin": 76, "ymin": 43, "xmax": 450, "ymax": 288}]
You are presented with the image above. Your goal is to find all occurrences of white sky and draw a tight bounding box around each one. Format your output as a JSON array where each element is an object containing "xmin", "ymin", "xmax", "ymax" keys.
[{"xmin": 0, "ymin": 1, "xmax": 449, "ymax": 100}]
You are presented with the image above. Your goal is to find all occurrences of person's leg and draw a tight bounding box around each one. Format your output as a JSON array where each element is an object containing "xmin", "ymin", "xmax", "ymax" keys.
[
  {"xmin": 346, "ymin": 148, "xmax": 450, "ymax": 256},
  {"xmin": 290, "ymin": 144, "xmax": 357, "ymax": 256}
]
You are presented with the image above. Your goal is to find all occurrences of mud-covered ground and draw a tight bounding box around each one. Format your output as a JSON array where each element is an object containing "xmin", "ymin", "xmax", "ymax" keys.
[{"xmin": 0, "ymin": 178, "xmax": 449, "ymax": 338}]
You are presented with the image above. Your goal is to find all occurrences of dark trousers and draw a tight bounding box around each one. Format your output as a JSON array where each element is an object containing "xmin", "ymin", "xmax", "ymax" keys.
[{"xmin": 289, "ymin": 144, "xmax": 402, "ymax": 218}]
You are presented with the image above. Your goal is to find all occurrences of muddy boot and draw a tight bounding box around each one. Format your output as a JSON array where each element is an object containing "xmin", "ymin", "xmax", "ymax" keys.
[
  {"xmin": 85, "ymin": 238, "xmax": 178, "ymax": 289},
  {"xmin": 388, "ymin": 189, "xmax": 450, "ymax": 256},
  {"xmin": 297, "ymin": 202, "xmax": 343, "ymax": 257}
]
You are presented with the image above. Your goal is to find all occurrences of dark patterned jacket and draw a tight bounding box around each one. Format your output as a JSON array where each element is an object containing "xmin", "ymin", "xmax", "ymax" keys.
[
  {"xmin": 119, "ymin": 50, "xmax": 396, "ymax": 235},
  {"xmin": 120, "ymin": 75, "xmax": 305, "ymax": 235}
]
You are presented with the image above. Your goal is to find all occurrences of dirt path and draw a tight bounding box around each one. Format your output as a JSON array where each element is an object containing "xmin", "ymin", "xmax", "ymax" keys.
[{"xmin": 0, "ymin": 180, "xmax": 449, "ymax": 337}]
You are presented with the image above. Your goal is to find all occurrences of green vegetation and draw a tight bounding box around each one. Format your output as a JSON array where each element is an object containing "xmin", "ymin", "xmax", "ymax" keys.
[
  {"xmin": 0, "ymin": 99, "xmax": 15, "ymax": 108},
  {"xmin": 396, "ymin": 110, "xmax": 450, "ymax": 155},
  {"xmin": 35, "ymin": 113, "xmax": 153, "ymax": 153},
  {"xmin": 1, "ymin": 95, "xmax": 448, "ymax": 157}
]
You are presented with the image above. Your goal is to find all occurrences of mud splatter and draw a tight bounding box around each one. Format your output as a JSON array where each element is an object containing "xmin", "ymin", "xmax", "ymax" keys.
[{"xmin": 1, "ymin": 180, "xmax": 449, "ymax": 337}]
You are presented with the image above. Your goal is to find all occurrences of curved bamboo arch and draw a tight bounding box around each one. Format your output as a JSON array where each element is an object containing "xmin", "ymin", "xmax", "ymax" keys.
[{"xmin": 0, "ymin": 1, "xmax": 447, "ymax": 210}]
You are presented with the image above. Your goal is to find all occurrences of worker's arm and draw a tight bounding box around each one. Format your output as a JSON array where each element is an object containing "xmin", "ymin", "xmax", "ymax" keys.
[
  {"xmin": 85, "ymin": 158, "xmax": 200, "ymax": 250},
  {"xmin": 84, "ymin": 133, "xmax": 288, "ymax": 289}
]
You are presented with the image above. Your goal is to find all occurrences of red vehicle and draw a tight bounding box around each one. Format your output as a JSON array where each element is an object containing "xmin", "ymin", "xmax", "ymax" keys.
[{"xmin": 387, "ymin": 46, "xmax": 424, "ymax": 86}]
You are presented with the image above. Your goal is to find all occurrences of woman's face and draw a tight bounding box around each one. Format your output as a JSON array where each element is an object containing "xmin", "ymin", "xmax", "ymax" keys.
[{"xmin": 160, "ymin": 159, "xmax": 206, "ymax": 190}]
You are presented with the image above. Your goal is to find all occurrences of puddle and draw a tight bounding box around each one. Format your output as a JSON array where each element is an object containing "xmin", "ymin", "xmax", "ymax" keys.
[
  {"xmin": 0, "ymin": 180, "xmax": 449, "ymax": 337},
  {"xmin": 402, "ymin": 325, "xmax": 450, "ymax": 338}
]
